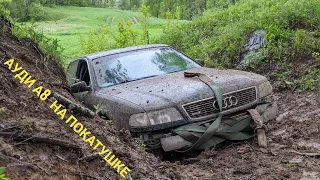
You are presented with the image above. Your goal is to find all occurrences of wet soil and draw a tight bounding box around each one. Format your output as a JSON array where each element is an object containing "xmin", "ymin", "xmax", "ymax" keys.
[
  {"xmin": 170, "ymin": 91, "xmax": 320, "ymax": 180},
  {"xmin": 0, "ymin": 18, "xmax": 177, "ymax": 180},
  {"xmin": 0, "ymin": 18, "xmax": 319, "ymax": 180}
]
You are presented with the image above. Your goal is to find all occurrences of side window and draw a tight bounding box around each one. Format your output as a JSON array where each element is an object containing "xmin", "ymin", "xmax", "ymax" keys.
[
  {"xmin": 76, "ymin": 61, "xmax": 91, "ymax": 86},
  {"xmin": 66, "ymin": 60, "xmax": 91, "ymax": 101},
  {"xmin": 66, "ymin": 60, "xmax": 91, "ymax": 87},
  {"xmin": 66, "ymin": 60, "xmax": 79, "ymax": 87}
]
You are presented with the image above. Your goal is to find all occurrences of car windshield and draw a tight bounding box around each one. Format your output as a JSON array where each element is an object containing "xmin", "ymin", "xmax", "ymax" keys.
[{"xmin": 93, "ymin": 47, "xmax": 200, "ymax": 88}]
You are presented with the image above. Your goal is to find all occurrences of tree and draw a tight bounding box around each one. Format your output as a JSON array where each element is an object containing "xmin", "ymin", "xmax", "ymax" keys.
[
  {"xmin": 140, "ymin": 5, "xmax": 150, "ymax": 44},
  {"xmin": 9, "ymin": 0, "xmax": 46, "ymax": 21},
  {"xmin": 114, "ymin": 20, "xmax": 137, "ymax": 47},
  {"xmin": 28, "ymin": 2, "xmax": 45, "ymax": 20},
  {"xmin": 131, "ymin": 0, "xmax": 140, "ymax": 9},
  {"xmin": 144, "ymin": 0, "xmax": 210, "ymax": 20},
  {"xmin": 119, "ymin": 0, "xmax": 130, "ymax": 10},
  {"xmin": 109, "ymin": 0, "xmax": 115, "ymax": 7},
  {"xmin": 10, "ymin": 0, "xmax": 28, "ymax": 21},
  {"xmin": 145, "ymin": 0, "xmax": 160, "ymax": 18}
]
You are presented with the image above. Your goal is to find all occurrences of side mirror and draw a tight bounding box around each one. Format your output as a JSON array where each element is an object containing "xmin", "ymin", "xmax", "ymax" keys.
[
  {"xmin": 194, "ymin": 59, "xmax": 205, "ymax": 66},
  {"xmin": 70, "ymin": 81, "xmax": 92, "ymax": 93}
]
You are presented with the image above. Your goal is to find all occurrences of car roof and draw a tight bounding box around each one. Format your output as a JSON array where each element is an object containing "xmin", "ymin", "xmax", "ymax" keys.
[{"xmin": 78, "ymin": 44, "xmax": 170, "ymax": 61}]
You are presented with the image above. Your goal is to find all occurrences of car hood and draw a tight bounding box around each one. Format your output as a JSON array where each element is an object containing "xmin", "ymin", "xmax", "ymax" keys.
[{"xmin": 98, "ymin": 67, "xmax": 267, "ymax": 111}]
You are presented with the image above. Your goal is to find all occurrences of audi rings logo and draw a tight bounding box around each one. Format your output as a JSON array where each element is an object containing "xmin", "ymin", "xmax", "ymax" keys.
[{"xmin": 213, "ymin": 96, "xmax": 238, "ymax": 109}]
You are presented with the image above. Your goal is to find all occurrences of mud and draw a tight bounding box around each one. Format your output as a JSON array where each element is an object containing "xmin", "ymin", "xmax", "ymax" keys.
[
  {"xmin": 0, "ymin": 18, "xmax": 178, "ymax": 180},
  {"xmin": 170, "ymin": 91, "xmax": 320, "ymax": 180},
  {"xmin": 0, "ymin": 18, "xmax": 319, "ymax": 180}
]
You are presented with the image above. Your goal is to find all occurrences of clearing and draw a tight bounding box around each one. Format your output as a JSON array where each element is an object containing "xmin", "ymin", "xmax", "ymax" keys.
[{"xmin": 32, "ymin": 6, "xmax": 176, "ymax": 62}]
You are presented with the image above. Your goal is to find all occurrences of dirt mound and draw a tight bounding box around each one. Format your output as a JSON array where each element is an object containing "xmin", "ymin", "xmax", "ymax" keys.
[{"xmin": 0, "ymin": 18, "xmax": 179, "ymax": 180}]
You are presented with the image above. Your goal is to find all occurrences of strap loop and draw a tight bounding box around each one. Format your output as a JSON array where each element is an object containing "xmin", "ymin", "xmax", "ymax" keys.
[{"xmin": 175, "ymin": 72, "xmax": 223, "ymax": 152}]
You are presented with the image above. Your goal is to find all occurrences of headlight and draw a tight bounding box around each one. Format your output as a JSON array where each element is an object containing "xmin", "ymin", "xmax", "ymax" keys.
[
  {"xmin": 129, "ymin": 108, "xmax": 183, "ymax": 128},
  {"xmin": 258, "ymin": 81, "xmax": 273, "ymax": 98}
]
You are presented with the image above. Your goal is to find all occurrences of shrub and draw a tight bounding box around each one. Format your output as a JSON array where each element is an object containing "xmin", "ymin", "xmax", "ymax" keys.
[
  {"xmin": 114, "ymin": 20, "xmax": 138, "ymax": 48},
  {"xmin": 158, "ymin": 0, "xmax": 320, "ymax": 90},
  {"xmin": 159, "ymin": 0, "xmax": 320, "ymax": 66},
  {"xmin": 79, "ymin": 26, "xmax": 113, "ymax": 54},
  {"xmin": 12, "ymin": 20, "xmax": 65, "ymax": 65},
  {"xmin": 79, "ymin": 20, "xmax": 139, "ymax": 54},
  {"xmin": 0, "ymin": 0, "xmax": 11, "ymax": 17},
  {"xmin": 28, "ymin": 2, "xmax": 45, "ymax": 21}
]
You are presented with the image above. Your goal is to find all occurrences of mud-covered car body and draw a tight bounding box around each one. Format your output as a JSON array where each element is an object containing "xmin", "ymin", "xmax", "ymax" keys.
[{"xmin": 66, "ymin": 44, "xmax": 277, "ymax": 152}]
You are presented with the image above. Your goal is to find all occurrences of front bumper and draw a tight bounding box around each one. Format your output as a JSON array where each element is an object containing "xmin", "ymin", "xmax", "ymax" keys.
[{"xmin": 160, "ymin": 102, "xmax": 278, "ymax": 152}]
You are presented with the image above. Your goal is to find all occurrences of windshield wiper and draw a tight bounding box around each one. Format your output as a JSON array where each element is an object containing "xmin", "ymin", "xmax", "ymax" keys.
[
  {"xmin": 129, "ymin": 75, "xmax": 159, "ymax": 82},
  {"xmin": 117, "ymin": 79, "xmax": 132, "ymax": 84},
  {"xmin": 103, "ymin": 75, "xmax": 159, "ymax": 87}
]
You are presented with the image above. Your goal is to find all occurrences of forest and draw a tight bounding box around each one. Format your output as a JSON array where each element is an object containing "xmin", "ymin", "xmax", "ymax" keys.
[{"xmin": 1, "ymin": 0, "xmax": 238, "ymax": 21}]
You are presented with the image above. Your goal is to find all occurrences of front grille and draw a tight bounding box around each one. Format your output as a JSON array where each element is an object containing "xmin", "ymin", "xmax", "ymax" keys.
[{"xmin": 183, "ymin": 87, "xmax": 257, "ymax": 119}]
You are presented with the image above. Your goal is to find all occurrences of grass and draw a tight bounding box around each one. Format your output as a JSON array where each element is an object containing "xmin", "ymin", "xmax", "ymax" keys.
[{"xmin": 32, "ymin": 6, "xmax": 178, "ymax": 64}]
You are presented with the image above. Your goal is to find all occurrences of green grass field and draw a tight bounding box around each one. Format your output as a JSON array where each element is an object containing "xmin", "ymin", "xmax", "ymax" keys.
[{"xmin": 34, "ymin": 6, "xmax": 177, "ymax": 63}]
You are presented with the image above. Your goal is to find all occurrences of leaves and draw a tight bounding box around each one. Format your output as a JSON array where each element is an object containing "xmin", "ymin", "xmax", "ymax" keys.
[
  {"xmin": 0, "ymin": 167, "xmax": 5, "ymax": 175},
  {"xmin": 115, "ymin": 20, "xmax": 138, "ymax": 48},
  {"xmin": 0, "ymin": 107, "xmax": 6, "ymax": 114},
  {"xmin": 0, "ymin": 167, "xmax": 10, "ymax": 180},
  {"xmin": 93, "ymin": 104, "xmax": 104, "ymax": 114},
  {"xmin": 11, "ymin": 21, "xmax": 64, "ymax": 65}
]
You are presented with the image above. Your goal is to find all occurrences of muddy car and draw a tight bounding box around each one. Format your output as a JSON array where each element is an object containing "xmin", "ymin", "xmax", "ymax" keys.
[{"xmin": 66, "ymin": 44, "xmax": 278, "ymax": 153}]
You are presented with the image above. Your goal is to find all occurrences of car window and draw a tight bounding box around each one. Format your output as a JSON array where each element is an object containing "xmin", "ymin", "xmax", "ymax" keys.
[
  {"xmin": 66, "ymin": 60, "xmax": 79, "ymax": 87},
  {"xmin": 93, "ymin": 47, "xmax": 200, "ymax": 88},
  {"xmin": 76, "ymin": 61, "xmax": 90, "ymax": 86}
]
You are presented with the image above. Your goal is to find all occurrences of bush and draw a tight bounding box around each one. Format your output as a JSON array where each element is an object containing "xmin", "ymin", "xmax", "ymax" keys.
[
  {"xmin": 79, "ymin": 26, "xmax": 113, "ymax": 54},
  {"xmin": 115, "ymin": 20, "xmax": 138, "ymax": 48},
  {"xmin": 158, "ymin": 0, "xmax": 320, "ymax": 90},
  {"xmin": 12, "ymin": 21, "xmax": 65, "ymax": 65},
  {"xmin": 79, "ymin": 20, "xmax": 139, "ymax": 54},
  {"xmin": 0, "ymin": 0, "xmax": 11, "ymax": 17},
  {"xmin": 160, "ymin": 0, "xmax": 320, "ymax": 65},
  {"xmin": 8, "ymin": 0, "xmax": 47, "ymax": 22},
  {"xmin": 28, "ymin": 2, "xmax": 45, "ymax": 21}
]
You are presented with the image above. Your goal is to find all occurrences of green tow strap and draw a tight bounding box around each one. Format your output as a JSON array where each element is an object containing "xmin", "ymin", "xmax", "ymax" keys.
[{"xmin": 174, "ymin": 72, "xmax": 255, "ymax": 151}]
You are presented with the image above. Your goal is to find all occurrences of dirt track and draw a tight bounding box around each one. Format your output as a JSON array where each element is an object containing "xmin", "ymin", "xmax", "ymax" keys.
[{"xmin": 0, "ymin": 18, "xmax": 319, "ymax": 180}]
